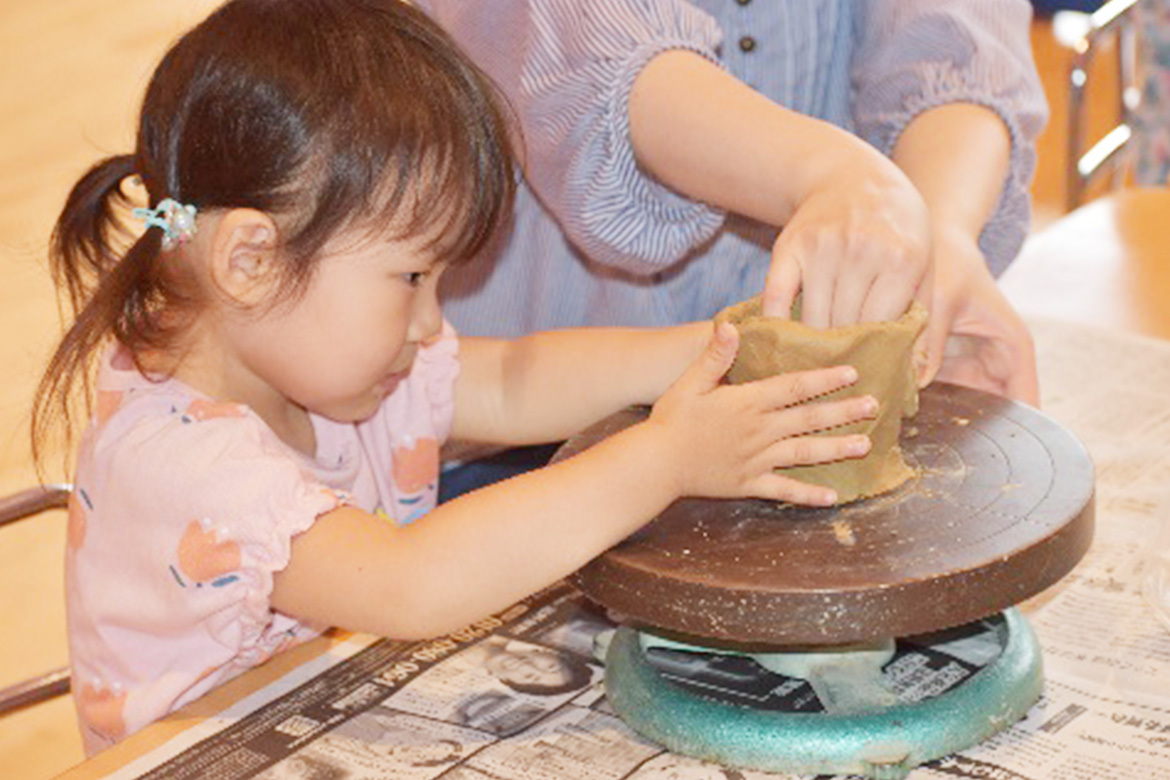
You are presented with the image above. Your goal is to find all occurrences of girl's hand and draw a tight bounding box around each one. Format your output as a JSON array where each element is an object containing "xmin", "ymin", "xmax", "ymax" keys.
[
  {"xmin": 648, "ymin": 323, "xmax": 878, "ymax": 506},
  {"xmin": 920, "ymin": 226, "xmax": 1039, "ymax": 405},
  {"xmin": 762, "ymin": 156, "xmax": 933, "ymax": 329}
]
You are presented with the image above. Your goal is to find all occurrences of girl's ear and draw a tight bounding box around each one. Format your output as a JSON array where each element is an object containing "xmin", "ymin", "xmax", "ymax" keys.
[{"xmin": 209, "ymin": 208, "xmax": 279, "ymax": 305}]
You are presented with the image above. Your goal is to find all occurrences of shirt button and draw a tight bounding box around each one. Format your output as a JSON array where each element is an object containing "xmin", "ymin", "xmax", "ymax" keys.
[
  {"xmin": 736, "ymin": 0, "xmax": 752, "ymax": 5},
  {"xmin": 739, "ymin": 36, "xmax": 756, "ymax": 53}
]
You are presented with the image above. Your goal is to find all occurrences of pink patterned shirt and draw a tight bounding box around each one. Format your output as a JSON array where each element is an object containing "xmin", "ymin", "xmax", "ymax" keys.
[{"xmin": 65, "ymin": 325, "xmax": 459, "ymax": 755}]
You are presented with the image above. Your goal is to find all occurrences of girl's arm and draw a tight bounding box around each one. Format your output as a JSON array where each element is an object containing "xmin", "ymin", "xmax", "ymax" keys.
[
  {"xmin": 449, "ymin": 322, "xmax": 710, "ymax": 445},
  {"xmin": 272, "ymin": 327, "xmax": 877, "ymax": 639}
]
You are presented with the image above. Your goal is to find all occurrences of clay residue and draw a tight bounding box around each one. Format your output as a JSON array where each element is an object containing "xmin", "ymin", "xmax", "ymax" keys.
[{"xmin": 831, "ymin": 519, "xmax": 857, "ymax": 546}]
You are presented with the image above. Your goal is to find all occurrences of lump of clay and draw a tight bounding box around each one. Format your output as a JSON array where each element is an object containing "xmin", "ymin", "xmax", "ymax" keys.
[{"xmin": 714, "ymin": 297, "xmax": 928, "ymax": 504}]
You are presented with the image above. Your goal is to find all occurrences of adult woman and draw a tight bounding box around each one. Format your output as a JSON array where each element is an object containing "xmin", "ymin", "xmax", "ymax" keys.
[{"xmin": 420, "ymin": 0, "xmax": 1047, "ymax": 404}]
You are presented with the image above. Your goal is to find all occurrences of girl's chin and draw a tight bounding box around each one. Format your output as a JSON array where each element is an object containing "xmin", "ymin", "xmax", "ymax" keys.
[
  {"xmin": 313, "ymin": 375, "xmax": 406, "ymax": 424},
  {"xmin": 316, "ymin": 395, "xmax": 385, "ymax": 425}
]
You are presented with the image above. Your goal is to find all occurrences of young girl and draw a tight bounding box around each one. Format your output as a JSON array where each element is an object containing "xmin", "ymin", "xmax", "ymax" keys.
[{"xmin": 34, "ymin": 0, "xmax": 878, "ymax": 754}]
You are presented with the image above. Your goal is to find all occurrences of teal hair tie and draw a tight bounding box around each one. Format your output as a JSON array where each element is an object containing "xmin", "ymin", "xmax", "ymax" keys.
[{"xmin": 133, "ymin": 198, "xmax": 197, "ymax": 250}]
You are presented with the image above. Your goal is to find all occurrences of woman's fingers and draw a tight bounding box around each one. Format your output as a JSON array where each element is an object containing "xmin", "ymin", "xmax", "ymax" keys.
[
  {"xmin": 828, "ymin": 268, "xmax": 873, "ymax": 329},
  {"xmin": 856, "ymin": 255, "xmax": 922, "ymax": 325},
  {"xmin": 762, "ymin": 248, "xmax": 803, "ymax": 319}
]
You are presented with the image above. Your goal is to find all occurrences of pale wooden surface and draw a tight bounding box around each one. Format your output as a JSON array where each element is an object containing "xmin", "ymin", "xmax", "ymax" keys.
[
  {"xmin": 0, "ymin": 5, "xmax": 1126, "ymax": 779},
  {"xmin": 1002, "ymin": 189, "xmax": 1170, "ymax": 341}
]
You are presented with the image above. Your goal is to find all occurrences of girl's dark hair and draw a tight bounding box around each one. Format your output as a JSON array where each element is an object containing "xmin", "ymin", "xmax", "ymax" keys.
[{"xmin": 33, "ymin": 0, "xmax": 515, "ymax": 470}]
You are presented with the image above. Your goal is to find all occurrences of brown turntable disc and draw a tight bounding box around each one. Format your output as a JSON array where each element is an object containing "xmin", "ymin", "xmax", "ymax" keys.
[{"xmin": 555, "ymin": 383, "xmax": 1095, "ymax": 646}]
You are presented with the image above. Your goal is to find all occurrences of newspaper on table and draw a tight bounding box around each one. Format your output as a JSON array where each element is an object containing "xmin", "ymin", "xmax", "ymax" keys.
[{"xmin": 100, "ymin": 317, "xmax": 1170, "ymax": 780}]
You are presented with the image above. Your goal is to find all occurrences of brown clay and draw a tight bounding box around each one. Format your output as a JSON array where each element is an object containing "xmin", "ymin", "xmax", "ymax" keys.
[{"xmin": 714, "ymin": 297, "xmax": 928, "ymax": 504}]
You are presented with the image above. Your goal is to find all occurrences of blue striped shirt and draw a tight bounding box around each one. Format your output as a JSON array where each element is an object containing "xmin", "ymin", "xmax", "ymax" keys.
[{"xmin": 417, "ymin": 0, "xmax": 1048, "ymax": 337}]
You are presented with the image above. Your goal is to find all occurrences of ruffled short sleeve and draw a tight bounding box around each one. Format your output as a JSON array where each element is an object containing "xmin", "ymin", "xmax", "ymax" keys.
[
  {"xmin": 417, "ymin": 0, "xmax": 728, "ymax": 274},
  {"xmin": 67, "ymin": 396, "xmax": 346, "ymax": 752}
]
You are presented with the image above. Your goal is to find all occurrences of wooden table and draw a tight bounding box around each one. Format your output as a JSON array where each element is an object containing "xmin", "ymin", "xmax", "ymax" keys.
[
  {"xmin": 54, "ymin": 189, "xmax": 1170, "ymax": 779},
  {"xmin": 1000, "ymin": 188, "xmax": 1170, "ymax": 340}
]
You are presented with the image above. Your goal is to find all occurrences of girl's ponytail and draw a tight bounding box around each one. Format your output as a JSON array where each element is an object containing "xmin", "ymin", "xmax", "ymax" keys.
[
  {"xmin": 33, "ymin": 155, "xmax": 162, "ymax": 474},
  {"xmin": 49, "ymin": 155, "xmax": 137, "ymax": 312}
]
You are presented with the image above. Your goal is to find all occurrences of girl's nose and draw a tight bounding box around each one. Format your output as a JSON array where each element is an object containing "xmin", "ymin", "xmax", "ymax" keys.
[{"xmin": 408, "ymin": 285, "xmax": 443, "ymax": 343}]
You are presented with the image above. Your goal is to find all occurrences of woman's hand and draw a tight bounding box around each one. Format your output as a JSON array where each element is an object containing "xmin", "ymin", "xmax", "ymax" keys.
[
  {"xmin": 921, "ymin": 226, "xmax": 1039, "ymax": 405},
  {"xmin": 647, "ymin": 323, "xmax": 877, "ymax": 506},
  {"xmin": 762, "ymin": 154, "xmax": 934, "ymax": 329},
  {"xmin": 627, "ymin": 50, "xmax": 933, "ymax": 329}
]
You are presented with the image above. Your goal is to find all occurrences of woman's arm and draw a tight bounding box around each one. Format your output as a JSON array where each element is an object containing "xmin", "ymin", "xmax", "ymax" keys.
[
  {"xmin": 851, "ymin": 0, "xmax": 1048, "ymax": 276},
  {"xmin": 628, "ymin": 49, "xmax": 933, "ymax": 327},
  {"xmin": 892, "ymin": 104, "xmax": 1039, "ymax": 404},
  {"xmin": 847, "ymin": 0, "xmax": 1046, "ymax": 401},
  {"xmin": 893, "ymin": 105, "xmax": 1010, "ymax": 240}
]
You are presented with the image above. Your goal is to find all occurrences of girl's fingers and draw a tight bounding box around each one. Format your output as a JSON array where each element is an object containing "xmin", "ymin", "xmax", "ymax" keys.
[
  {"xmin": 760, "ymin": 432, "xmax": 871, "ymax": 472},
  {"xmin": 750, "ymin": 364, "xmax": 860, "ymax": 409},
  {"xmin": 767, "ymin": 394, "xmax": 878, "ymax": 440},
  {"xmin": 743, "ymin": 431, "xmax": 874, "ymax": 506},
  {"xmin": 746, "ymin": 473, "xmax": 838, "ymax": 507},
  {"xmin": 673, "ymin": 321, "xmax": 740, "ymax": 396}
]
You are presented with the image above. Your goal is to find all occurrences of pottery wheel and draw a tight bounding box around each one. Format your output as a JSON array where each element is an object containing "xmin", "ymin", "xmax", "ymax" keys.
[{"xmin": 556, "ymin": 383, "xmax": 1094, "ymax": 646}]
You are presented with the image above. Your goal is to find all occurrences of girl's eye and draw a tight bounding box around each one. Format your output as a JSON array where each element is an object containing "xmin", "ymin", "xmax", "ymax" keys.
[{"xmin": 402, "ymin": 271, "xmax": 428, "ymax": 287}]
